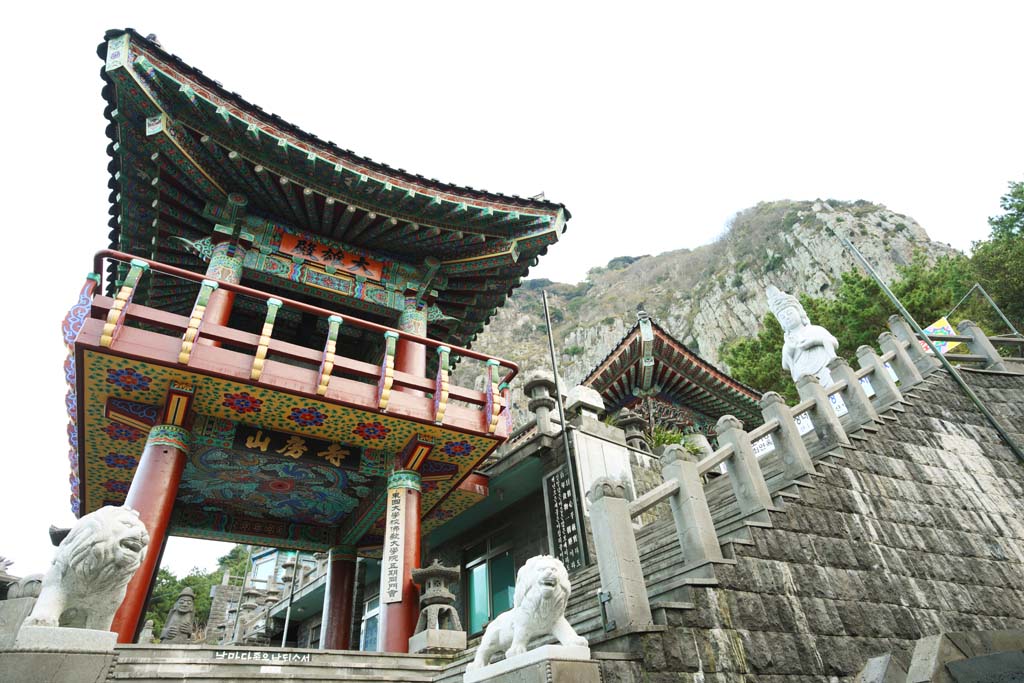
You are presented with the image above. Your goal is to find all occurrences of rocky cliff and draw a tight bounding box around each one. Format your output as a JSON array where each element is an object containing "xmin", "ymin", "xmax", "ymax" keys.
[{"xmin": 456, "ymin": 199, "xmax": 956, "ymax": 420}]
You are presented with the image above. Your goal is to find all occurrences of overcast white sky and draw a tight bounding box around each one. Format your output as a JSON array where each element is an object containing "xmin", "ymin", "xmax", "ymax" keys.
[{"xmin": 1, "ymin": 2, "xmax": 1020, "ymax": 579}]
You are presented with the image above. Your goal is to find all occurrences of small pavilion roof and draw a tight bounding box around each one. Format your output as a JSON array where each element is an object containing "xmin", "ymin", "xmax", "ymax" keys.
[
  {"xmin": 583, "ymin": 312, "xmax": 763, "ymax": 426},
  {"xmin": 97, "ymin": 29, "xmax": 569, "ymax": 348}
]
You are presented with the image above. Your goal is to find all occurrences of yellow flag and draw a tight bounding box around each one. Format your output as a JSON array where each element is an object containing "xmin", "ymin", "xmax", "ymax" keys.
[{"xmin": 919, "ymin": 317, "xmax": 963, "ymax": 355}]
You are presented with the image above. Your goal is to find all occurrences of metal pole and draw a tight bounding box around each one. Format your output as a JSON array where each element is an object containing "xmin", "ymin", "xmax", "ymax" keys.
[
  {"xmin": 542, "ymin": 290, "xmax": 591, "ymax": 567},
  {"xmin": 839, "ymin": 235, "xmax": 1024, "ymax": 463},
  {"xmin": 229, "ymin": 545, "xmax": 254, "ymax": 645},
  {"xmin": 280, "ymin": 551, "xmax": 299, "ymax": 647},
  {"xmin": 946, "ymin": 282, "xmax": 1022, "ymax": 338}
]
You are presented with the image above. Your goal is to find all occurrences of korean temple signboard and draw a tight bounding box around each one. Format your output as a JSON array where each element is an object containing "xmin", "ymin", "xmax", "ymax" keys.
[
  {"xmin": 278, "ymin": 233, "xmax": 384, "ymax": 281},
  {"xmin": 380, "ymin": 487, "xmax": 406, "ymax": 603},
  {"xmin": 233, "ymin": 425, "xmax": 362, "ymax": 470},
  {"xmin": 542, "ymin": 464, "xmax": 584, "ymax": 572}
]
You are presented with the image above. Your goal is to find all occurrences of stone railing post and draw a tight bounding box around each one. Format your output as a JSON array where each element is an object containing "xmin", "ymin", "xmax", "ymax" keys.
[
  {"xmin": 878, "ymin": 331, "xmax": 924, "ymax": 388},
  {"xmin": 660, "ymin": 445, "xmax": 723, "ymax": 565},
  {"xmin": 957, "ymin": 320, "xmax": 1009, "ymax": 372},
  {"xmin": 524, "ymin": 371, "xmax": 558, "ymax": 436},
  {"xmin": 826, "ymin": 357, "xmax": 879, "ymax": 429},
  {"xmin": 715, "ymin": 416, "xmax": 774, "ymax": 515},
  {"xmin": 759, "ymin": 392, "xmax": 815, "ymax": 480},
  {"xmin": 796, "ymin": 374, "xmax": 850, "ymax": 452},
  {"xmin": 856, "ymin": 344, "xmax": 903, "ymax": 408},
  {"xmin": 586, "ymin": 478, "xmax": 653, "ymax": 631},
  {"xmin": 888, "ymin": 315, "xmax": 940, "ymax": 376}
]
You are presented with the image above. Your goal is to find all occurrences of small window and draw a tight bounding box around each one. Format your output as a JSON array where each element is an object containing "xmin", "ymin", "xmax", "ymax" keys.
[
  {"xmin": 360, "ymin": 596, "xmax": 380, "ymax": 651},
  {"xmin": 465, "ymin": 535, "xmax": 515, "ymax": 636}
]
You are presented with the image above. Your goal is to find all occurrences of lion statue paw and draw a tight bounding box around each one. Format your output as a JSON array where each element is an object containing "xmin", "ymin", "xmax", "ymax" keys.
[{"xmin": 467, "ymin": 555, "xmax": 586, "ymax": 671}]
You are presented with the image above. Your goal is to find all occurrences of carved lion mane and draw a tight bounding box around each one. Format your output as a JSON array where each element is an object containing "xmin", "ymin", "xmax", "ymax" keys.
[
  {"xmin": 23, "ymin": 506, "xmax": 149, "ymax": 631},
  {"xmin": 466, "ymin": 555, "xmax": 587, "ymax": 671}
]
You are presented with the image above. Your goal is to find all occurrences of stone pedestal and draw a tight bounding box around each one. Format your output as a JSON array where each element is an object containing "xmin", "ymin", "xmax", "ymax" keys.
[
  {"xmin": 0, "ymin": 597, "xmax": 37, "ymax": 649},
  {"xmin": 14, "ymin": 624, "xmax": 118, "ymax": 650},
  {"xmin": 464, "ymin": 645, "xmax": 597, "ymax": 683},
  {"xmin": 2, "ymin": 625, "xmax": 118, "ymax": 682},
  {"xmin": 408, "ymin": 628, "xmax": 466, "ymax": 654}
]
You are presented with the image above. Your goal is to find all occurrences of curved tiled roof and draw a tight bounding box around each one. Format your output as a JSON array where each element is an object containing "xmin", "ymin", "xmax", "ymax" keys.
[
  {"xmin": 96, "ymin": 28, "xmax": 570, "ymax": 349},
  {"xmin": 583, "ymin": 313, "xmax": 763, "ymax": 425}
]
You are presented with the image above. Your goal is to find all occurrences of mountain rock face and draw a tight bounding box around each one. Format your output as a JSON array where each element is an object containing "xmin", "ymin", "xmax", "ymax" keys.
[{"xmin": 456, "ymin": 199, "xmax": 956, "ymax": 421}]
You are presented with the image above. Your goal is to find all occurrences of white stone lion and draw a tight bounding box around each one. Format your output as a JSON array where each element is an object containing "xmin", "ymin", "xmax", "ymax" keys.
[
  {"xmin": 466, "ymin": 555, "xmax": 587, "ymax": 671},
  {"xmin": 23, "ymin": 506, "xmax": 149, "ymax": 631}
]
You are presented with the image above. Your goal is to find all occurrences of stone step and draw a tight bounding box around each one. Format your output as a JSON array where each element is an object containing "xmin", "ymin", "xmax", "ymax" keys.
[{"xmin": 111, "ymin": 647, "xmax": 445, "ymax": 682}]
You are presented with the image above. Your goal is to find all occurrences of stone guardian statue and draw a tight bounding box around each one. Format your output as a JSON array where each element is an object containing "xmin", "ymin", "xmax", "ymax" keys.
[
  {"xmin": 22, "ymin": 505, "xmax": 149, "ymax": 631},
  {"xmin": 766, "ymin": 285, "xmax": 839, "ymax": 386},
  {"xmin": 160, "ymin": 587, "xmax": 196, "ymax": 643},
  {"xmin": 466, "ymin": 555, "xmax": 587, "ymax": 671}
]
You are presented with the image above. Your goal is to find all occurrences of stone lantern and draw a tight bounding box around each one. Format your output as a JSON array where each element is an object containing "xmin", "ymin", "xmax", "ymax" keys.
[{"xmin": 407, "ymin": 559, "xmax": 465, "ymax": 654}]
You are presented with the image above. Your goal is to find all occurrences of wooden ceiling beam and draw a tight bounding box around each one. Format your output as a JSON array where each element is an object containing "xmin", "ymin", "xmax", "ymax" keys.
[
  {"xmin": 320, "ymin": 197, "xmax": 337, "ymax": 235},
  {"xmin": 331, "ymin": 204, "xmax": 357, "ymax": 238},
  {"xmin": 278, "ymin": 177, "xmax": 308, "ymax": 227},
  {"xmin": 357, "ymin": 216, "xmax": 401, "ymax": 244},
  {"xmin": 254, "ymin": 165, "xmax": 294, "ymax": 219},
  {"xmin": 303, "ymin": 187, "xmax": 320, "ymax": 227},
  {"xmin": 343, "ymin": 211, "xmax": 377, "ymax": 242}
]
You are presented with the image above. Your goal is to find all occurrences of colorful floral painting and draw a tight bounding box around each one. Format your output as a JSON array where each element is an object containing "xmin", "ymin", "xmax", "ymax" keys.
[
  {"xmin": 102, "ymin": 480, "xmax": 130, "ymax": 494},
  {"xmin": 106, "ymin": 368, "xmax": 152, "ymax": 392},
  {"xmin": 288, "ymin": 406, "xmax": 326, "ymax": 427},
  {"xmin": 102, "ymin": 422, "xmax": 143, "ymax": 442},
  {"xmin": 353, "ymin": 421, "xmax": 389, "ymax": 440},
  {"xmin": 442, "ymin": 440, "xmax": 474, "ymax": 457},
  {"xmin": 222, "ymin": 392, "xmax": 263, "ymax": 414},
  {"xmin": 104, "ymin": 453, "xmax": 138, "ymax": 469}
]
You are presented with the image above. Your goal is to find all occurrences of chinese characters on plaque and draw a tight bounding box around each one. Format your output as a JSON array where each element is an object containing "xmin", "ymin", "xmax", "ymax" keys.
[
  {"xmin": 542, "ymin": 465, "xmax": 584, "ymax": 572},
  {"xmin": 380, "ymin": 487, "xmax": 406, "ymax": 604},
  {"xmin": 279, "ymin": 233, "xmax": 384, "ymax": 281},
  {"xmin": 233, "ymin": 425, "xmax": 361, "ymax": 470}
]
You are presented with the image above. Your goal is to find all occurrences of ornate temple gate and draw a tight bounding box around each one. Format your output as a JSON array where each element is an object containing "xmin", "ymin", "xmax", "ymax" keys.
[{"xmin": 61, "ymin": 29, "xmax": 571, "ymax": 650}]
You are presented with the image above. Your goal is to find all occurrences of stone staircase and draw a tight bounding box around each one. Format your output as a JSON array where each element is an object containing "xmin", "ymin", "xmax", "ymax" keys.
[
  {"xmin": 108, "ymin": 363, "xmax": 1019, "ymax": 682},
  {"xmin": 559, "ymin": 373, "xmax": 945, "ymax": 647}
]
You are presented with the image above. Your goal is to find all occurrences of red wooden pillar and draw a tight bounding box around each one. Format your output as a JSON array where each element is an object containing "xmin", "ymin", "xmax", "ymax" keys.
[
  {"xmin": 378, "ymin": 471, "xmax": 422, "ymax": 653},
  {"xmin": 200, "ymin": 241, "xmax": 245, "ymax": 345},
  {"xmin": 320, "ymin": 548, "xmax": 357, "ymax": 650},
  {"xmin": 110, "ymin": 423, "xmax": 190, "ymax": 643},
  {"xmin": 396, "ymin": 299, "xmax": 427, "ymax": 395}
]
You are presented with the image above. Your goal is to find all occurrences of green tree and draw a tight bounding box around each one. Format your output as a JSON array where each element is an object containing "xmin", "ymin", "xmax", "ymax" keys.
[
  {"xmin": 976, "ymin": 179, "xmax": 1024, "ymax": 330},
  {"xmin": 721, "ymin": 254, "xmax": 976, "ymax": 398},
  {"xmin": 987, "ymin": 179, "xmax": 1024, "ymax": 239},
  {"xmin": 217, "ymin": 544, "xmax": 253, "ymax": 582},
  {"xmin": 146, "ymin": 568, "xmax": 183, "ymax": 637},
  {"xmin": 971, "ymin": 238, "xmax": 1024, "ymax": 331},
  {"xmin": 720, "ymin": 314, "xmax": 796, "ymax": 401}
]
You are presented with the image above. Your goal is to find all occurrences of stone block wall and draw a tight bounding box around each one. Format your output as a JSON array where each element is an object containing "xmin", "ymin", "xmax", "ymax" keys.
[
  {"xmin": 204, "ymin": 582, "xmax": 241, "ymax": 644},
  {"xmin": 617, "ymin": 370, "xmax": 1024, "ymax": 681}
]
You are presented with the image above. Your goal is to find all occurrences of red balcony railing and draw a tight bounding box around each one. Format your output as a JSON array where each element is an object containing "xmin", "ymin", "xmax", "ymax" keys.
[{"xmin": 77, "ymin": 250, "xmax": 517, "ymax": 438}]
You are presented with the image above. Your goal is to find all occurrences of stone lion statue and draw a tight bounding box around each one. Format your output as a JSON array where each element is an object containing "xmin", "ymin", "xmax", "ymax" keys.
[
  {"xmin": 466, "ymin": 555, "xmax": 587, "ymax": 671},
  {"xmin": 23, "ymin": 506, "xmax": 149, "ymax": 631}
]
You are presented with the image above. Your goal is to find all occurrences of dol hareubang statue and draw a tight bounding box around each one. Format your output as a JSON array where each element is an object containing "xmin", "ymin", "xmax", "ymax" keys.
[
  {"xmin": 160, "ymin": 587, "xmax": 196, "ymax": 643},
  {"xmin": 767, "ymin": 285, "xmax": 839, "ymax": 386}
]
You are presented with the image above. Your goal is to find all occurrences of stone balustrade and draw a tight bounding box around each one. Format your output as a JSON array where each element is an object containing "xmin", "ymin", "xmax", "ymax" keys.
[{"xmin": 582, "ymin": 314, "xmax": 975, "ymax": 643}]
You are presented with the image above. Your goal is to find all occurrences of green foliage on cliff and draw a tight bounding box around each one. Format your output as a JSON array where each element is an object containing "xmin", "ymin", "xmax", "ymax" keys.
[{"xmin": 722, "ymin": 180, "xmax": 1024, "ymax": 398}]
